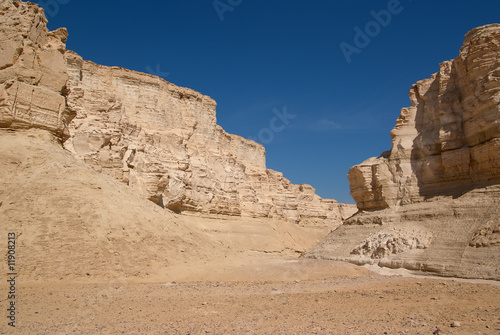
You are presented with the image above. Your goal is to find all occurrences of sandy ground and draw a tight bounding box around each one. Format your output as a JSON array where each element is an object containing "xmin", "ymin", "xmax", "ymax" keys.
[
  {"xmin": 1, "ymin": 130, "xmax": 499, "ymax": 334},
  {"xmin": 1, "ymin": 253, "xmax": 499, "ymax": 335}
]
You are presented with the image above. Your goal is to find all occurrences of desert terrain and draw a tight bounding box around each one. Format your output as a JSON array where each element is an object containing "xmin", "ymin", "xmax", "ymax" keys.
[
  {"xmin": 1, "ymin": 129, "xmax": 499, "ymax": 335},
  {"xmin": 1, "ymin": 254, "xmax": 500, "ymax": 334},
  {"xmin": 1, "ymin": 1, "xmax": 499, "ymax": 334}
]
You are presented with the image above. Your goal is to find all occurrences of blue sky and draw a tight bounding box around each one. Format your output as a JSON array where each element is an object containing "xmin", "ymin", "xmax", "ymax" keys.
[{"xmin": 34, "ymin": 0, "xmax": 500, "ymax": 203}]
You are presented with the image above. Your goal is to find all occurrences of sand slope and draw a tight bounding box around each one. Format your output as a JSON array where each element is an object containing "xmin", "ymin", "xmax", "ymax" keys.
[
  {"xmin": 0, "ymin": 129, "xmax": 327, "ymax": 283},
  {"xmin": 1, "ymin": 130, "xmax": 499, "ymax": 335}
]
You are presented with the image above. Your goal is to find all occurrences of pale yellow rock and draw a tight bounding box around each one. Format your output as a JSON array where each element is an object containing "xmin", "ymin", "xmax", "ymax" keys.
[
  {"xmin": 350, "ymin": 227, "xmax": 433, "ymax": 259},
  {"xmin": 0, "ymin": 0, "xmax": 74, "ymax": 140},
  {"xmin": 62, "ymin": 53, "xmax": 349, "ymax": 226},
  {"xmin": 0, "ymin": 0, "xmax": 352, "ymax": 228},
  {"xmin": 305, "ymin": 187, "xmax": 500, "ymax": 280},
  {"xmin": 307, "ymin": 25, "xmax": 500, "ymax": 280},
  {"xmin": 0, "ymin": 128, "xmax": 331, "ymax": 281},
  {"xmin": 348, "ymin": 24, "xmax": 500, "ymax": 211}
]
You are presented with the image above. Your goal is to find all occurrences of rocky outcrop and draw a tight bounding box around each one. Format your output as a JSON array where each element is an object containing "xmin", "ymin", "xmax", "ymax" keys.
[
  {"xmin": 348, "ymin": 24, "xmax": 500, "ymax": 211},
  {"xmin": 305, "ymin": 186, "xmax": 500, "ymax": 279},
  {"xmin": 306, "ymin": 24, "xmax": 500, "ymax": 280},
  {"xmin": 0, "ymin": 0, "xmax": 354, "ymax": 227},
  {"xmin": 62, "ymin": 52, "xmax": 353, "ymax": 226},
  {"xmin": 0, "ymin": 0, "xmax": 75, "ymax": 140},
  {"xmin": 0, "ymin": 128, "xmax": 332, "ymax": 281},
  {"xmin": 350, "ymin": 227, "xmax": 433, "ymax": 259},
  {"xmin": 470, "ymin": 219, "xmax": 500, "ymax": 248}
]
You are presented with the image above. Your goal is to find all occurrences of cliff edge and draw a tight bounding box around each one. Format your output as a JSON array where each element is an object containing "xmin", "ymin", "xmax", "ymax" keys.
[
  {"xmin": 348, "ymin": 24, "xmax": 500, "ymax": 210},
  {"xmin": 306, "ymin": 24, "xmax": 500, "ymax": 280},
  {"xmin": 0, "ymin": 0, "xmax": 355, "ymax": 230}
]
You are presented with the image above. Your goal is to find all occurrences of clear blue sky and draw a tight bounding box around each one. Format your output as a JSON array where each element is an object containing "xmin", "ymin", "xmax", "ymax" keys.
[{"xmin": 34, "ymin": 0, "xmax": 500, "ymax": 203}]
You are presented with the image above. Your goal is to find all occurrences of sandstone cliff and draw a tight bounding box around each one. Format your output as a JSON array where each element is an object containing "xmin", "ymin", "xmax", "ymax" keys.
[
  {"xmin": 62, "ymin": 52, "xmax": 354, "ymax": 226},
  {"xmin": 0, "ymin": 0, "xmax": 354, "ymax": 228},
  {"xmin": 0, "ymin": 0, "xmax": 345, "ymax": 281},
  {"xmin": 306, "ymin": 24, "xmax": 500, "ymax": 280},
  {"xmin": 0, "ymin": 0, "xmax": 74, "ymax": 140},
  {"xmin": 0, "ymin": 128, "xmax": 331, "ymax": 281},
  {"xmin": 348, "ymin": 24, "xmax": 500, "ymax": 210},
  {"xmin": 306, "ymin": 187, "xmax": 500, "ymax": 279}
]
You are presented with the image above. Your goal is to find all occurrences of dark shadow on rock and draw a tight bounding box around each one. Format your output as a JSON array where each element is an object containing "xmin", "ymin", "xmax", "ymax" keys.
[{"xmin": 410, "ymin": 58, "xmax": 500, "ymax": 201}]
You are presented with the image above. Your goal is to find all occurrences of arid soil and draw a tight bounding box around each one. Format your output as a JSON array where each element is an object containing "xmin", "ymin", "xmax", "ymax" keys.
[
  {"xmin": 1, "ymin": 253, "xmax": 499, "ymax": 335},
  {"xmin": 1, "ymin": 131, "xmax": 499, "ymax": 335},
  {"xmin": 1, "ymin": 2, "xmax": 499, "ymax": 333}
]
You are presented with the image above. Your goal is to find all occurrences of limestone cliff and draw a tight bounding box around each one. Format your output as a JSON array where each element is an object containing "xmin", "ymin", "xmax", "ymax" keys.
[
  {"xmin": 306, "ymin": 24, "xmax": 500, "ymax": 280},
  {"xmin": 0, "ymin": 0, "xmax": 354, "ymax": 227},
  {"xmin": 0, "ymin": 0, "xmax": 74, "ymax": 140},
  {"xmin": 348, "ymin": 24, "xmax": 500, "ymax": 210}
]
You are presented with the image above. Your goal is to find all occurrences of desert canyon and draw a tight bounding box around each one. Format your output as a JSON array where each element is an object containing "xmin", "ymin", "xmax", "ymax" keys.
[{"xmin": 0, "ymin": 1, "xmax": 499, "ymax": 334}]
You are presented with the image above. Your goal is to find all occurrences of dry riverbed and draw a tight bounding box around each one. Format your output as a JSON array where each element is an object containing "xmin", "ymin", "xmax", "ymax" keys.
[{"xmin": 2, "ymin": 254, "xmax": 499, "ymax": 335}]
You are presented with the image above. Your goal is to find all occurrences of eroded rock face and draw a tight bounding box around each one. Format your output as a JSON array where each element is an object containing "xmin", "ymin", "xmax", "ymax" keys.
[
  {"xmin": 306, "ymin": 25, "xmax": 500, "ymax": 280},
  {"xmin": 305, "ymin": 186, "xmax": 500, "ymax": 280},
  {"xmin": 0, "ymin": 0, "xmax": 74, "ymax": 140},
  {"xmin": 62, "ymin": 51, "xmax": 353, "ymax": 226},
  {"xmin": 0, "ymin": 0, "xmax": 354, "ymax": 227},
  {"xmin": 350, "ymin": 227, "xmax": 432, "ymax": 259},
  {"xmin": 470, "ymin": 220, "xmax": 500, "ymax": 248},
  {"xmin": 348, "ymin": 24, "xmax": 500, "ymax": 211}
]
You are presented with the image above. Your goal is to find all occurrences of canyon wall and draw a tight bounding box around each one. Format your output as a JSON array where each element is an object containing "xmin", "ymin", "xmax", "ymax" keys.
[
  {"xmin": 306, "ymin": 24, "xmax": 500, "ymax": 280},
  {"xmin": 348, "ymin": 24, "xmax": 500, "ymax": 211},
  {"xmin": 0, "ymin": 0, "xmax": 354, "ymax": 228},
  {"xmin": 0, "ymin": 0, "xmax": 74, "ymax": 140}
]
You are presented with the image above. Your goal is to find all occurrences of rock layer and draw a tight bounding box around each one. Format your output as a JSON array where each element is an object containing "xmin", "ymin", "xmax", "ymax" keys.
[
  {"xmin": 348, "ymin": 24, "xmax": 500, "ymax": 211},
  {"xmin": 0, "ymin": 128, "xmax": 330, "ymax": 281},
  {"xmin": 0, "ymin": 0, "xmax": 354, "ymax": 227},
  {"xmin": 306, "ymin": 24, "xmax": 500, "ymax": 280},
  {"xmin": 305, "ymin": 187, "xmax": 500, "ymax": 280},
  {"xmin": 61, "ymin": 51, "xmax": 351, "ymax": 227},
  {"xmin": 0, "ymin": 0, "xmax": 74, "ymax": 140}
]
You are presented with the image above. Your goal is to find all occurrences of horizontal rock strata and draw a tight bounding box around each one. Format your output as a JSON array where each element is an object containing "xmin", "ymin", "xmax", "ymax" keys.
[
  {"xmin": 0, "ymin": 0, "xmax": 355, "ymax": 228},
  {"xmin": 306, "ymin": 24, "xmax": 500, "ymax": 280},
  {"xmin": 348, "ymin": 24, "xmax": 500, "ymax": 211},
  {"xmin": 0, "ymin": 0, "xmax": 75, "ymax": 140},
  {"xmin": 0, "ymin": 128, "xmax": 331, "ymax": 281},
  {"xmin": 305, "ymin": 186, "xmax": 500, "ymax": 280}
]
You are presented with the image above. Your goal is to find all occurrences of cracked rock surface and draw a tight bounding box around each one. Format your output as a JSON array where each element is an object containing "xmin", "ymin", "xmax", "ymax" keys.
[
  {"xmin": 306, "ymin": 25, "xmax": 500, "ymax": 280},
  {"xmin": 0, "ymin": 0, "xmax": 355, "ymax": 228},
  {"xmin": 0, "ymin": 0, "xmax": 74, "ymax": 140},
  {"xmin": 348, "ymin": 24, "xmax": 500, "ymax": 211}
]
